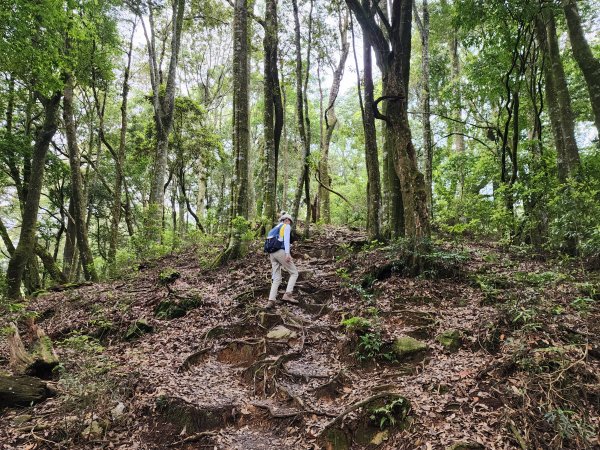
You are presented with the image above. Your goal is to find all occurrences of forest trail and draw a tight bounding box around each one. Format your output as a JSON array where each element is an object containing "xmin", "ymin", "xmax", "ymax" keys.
[{"xmin": 1, "ymin": 226, "xmax": 599, "ymax": 449}]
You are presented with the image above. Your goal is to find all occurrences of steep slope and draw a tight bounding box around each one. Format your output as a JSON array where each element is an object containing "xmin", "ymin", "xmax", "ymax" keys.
[{"xmin": 1, "ymin": 226, "xmax": 599, "ymax": 449}]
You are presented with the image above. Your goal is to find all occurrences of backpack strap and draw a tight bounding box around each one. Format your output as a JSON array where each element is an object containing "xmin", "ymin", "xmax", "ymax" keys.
[{"xmin": 279, "ymin": 223, "xmax": 286, "ymax": 239}]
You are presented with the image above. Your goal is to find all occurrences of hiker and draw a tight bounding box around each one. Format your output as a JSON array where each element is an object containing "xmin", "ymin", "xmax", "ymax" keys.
[{"xmin": 266, "ymin": 213, "xmax": 299, "ymax": 308}]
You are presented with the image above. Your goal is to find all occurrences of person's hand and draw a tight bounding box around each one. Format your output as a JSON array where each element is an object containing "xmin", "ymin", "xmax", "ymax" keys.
[{"xmin": 286, "ymin": 254, "xmax": 292, "ymax": 263}]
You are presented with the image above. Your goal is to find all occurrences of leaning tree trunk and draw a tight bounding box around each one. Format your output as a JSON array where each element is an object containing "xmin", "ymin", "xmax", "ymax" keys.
[
  {"xmin": 544, "ymin": 9, "xmax": 580, "ymax": 179},
  {"xmin": 319, "ymin": 9, "xmax": 350, "ymax": 224},
  {"xmin": 5, "ymin": 93, "xmax": 62, "ymax": 300},
  {"xmin": 63, "ymin": 73, "xmax": 98, "ymax": 282},
  {"xmin": 562, "ymin": 0, "xmax": 600, "ymax": 135}
]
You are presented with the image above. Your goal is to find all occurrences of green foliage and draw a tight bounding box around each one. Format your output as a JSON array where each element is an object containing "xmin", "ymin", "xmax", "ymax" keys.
[
  {"xmin": 569, "ymin": 297, "xmax": 594, "ymax": 312},
  {"xmin": 546, "ymin": 171, "xmax": 600, "ymax": 256},
  {"xmin": 544, "ymin": 409, "xmax": 596, "ymax": 442},
  {"xmin": 58, "ymin": 332, "xmax": 105, "ymax": 354},
  {"xmin": 230, "ymin": 216, "xmax": 254, "ymax": 242},
  {"xmin": 158, "ymin": 268, "xmax": 180, "ymax": 285},
  {"xmin": 513, "ymin": 271, "xmax": 568, "ymax": 287},
  {"xmin": 369, "ymin": 397, "xmax": 409, "ymax": 430},
  {"xmin": 356, "ymin": 332, "xmax": 395, "ymax": 362},
  {"xmin": 340, "ymin": 316, "xmax": 372, "ymax": 333}
]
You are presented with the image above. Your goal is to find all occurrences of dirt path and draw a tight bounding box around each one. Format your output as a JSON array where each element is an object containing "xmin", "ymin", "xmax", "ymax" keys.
[{"xmin": 1, "ymin": 226, "xmax": 598, "ymax": 449}]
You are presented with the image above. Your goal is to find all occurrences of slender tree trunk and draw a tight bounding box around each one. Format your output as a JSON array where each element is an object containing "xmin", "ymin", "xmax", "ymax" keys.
[
  {"xmin": 291, "ymin": 0, "xmax": 311, "ymax": 231},
  {"xmin": 142, "ymin": 0, "xmax": 186, "ymax": 242},
  {"xmin": 196, "ymin": 154, "xmax": 207, "ymax": 222},
  {"xmin": 562, "ymin": 0, "xmax": 600, "ymax": 135},
  {"xmin": 63, "ymin": 74, "xmax": 98, "ymax": 282},
  {"xmin": 108, "ymin": 22, "xmax": 135, "ymax": 277},
  {"xmin": 319, "ymin": 9, "xmax": 350, "ymax": 224},
  {"xmin": 545, "ymin": 10, "xmax": 580, "ymax": 177},
  {"xmin": 414, "ymin": 0, "xmax": 433, "ymax": 216},
  {"xmin": 356, "ymin": 5, "xmax": 382, "ymax": 240},
  {"xmin": 536, "ymin": 10, "xmax": 580, "ymax": 181},
  {"xmin": 62, "ymin": 200, "xmax": 77, "ymax": 280},
  {"xmin": 6, "ymin": 93, "xmax": 61, "ymax": 299}
]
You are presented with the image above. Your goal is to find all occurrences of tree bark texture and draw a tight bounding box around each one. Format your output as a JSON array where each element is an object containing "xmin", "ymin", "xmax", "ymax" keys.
[
  {"xmin": 62, "ymin": 199, "xmax": 77, "ymax": 280},
  {"xmin": 291, "ymin": 0, "xmax": 312, "ymax": 230},
  {"xmin": 143, "ymin": 0, "xmax": 186, "ymax": 241},
  {"xmin": 535, "ymin": 10, "xmax": 580, "ymax": 182},
  {"xmin": 319, "ymin": 9, "xmax": 350, "ymax": 224},
  {"xmin": 359, "ymin": 6, "xmax": 382, "ymax": 241},
  {"xmin": 8, "ymin": 323, "xmax": 59, "ymax": 379},
  {"xmin": 0, "ymin": 375, "xmax": 53, "ymax": 407},
  {"xmin": 108, "ymin": 22, "xmax": 135, "ymax": 277},
  {"xmin": 263, "ymin": 0, "xmax": 283, "ymax": 226},
  {"xmin": 5, "ymin": 93, "xmax": 61, "ymax": 299},
  {"xmin": 562, "ymin": 0, "xmax": 600, "ymax": 135},
  {"xmin": 347, "ymin": 0, "xmax": 430, "ymax": 241},
  {"xmin": 217, "ymin": 0, "xmax": 250, "ymax": 265},
  {"xmin": 414, "ymin": 0, "xmax": 433, "ymax": 216},
  {"xmin": 63, "ymin": 73, "xmax": 98, "ymax": 282}
]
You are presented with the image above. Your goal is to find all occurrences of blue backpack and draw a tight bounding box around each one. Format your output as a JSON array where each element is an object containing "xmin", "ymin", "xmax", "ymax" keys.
[{"xmin": 264, "ymin": 224, "xmax": 285, "ymax": 253}]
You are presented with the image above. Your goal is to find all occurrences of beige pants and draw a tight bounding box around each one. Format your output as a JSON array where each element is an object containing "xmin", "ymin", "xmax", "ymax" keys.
[{"xmin": 268, "ymin": 250, "xmax": 299, "ymax": 300}]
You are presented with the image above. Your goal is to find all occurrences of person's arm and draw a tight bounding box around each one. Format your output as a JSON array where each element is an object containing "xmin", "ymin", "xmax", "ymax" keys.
[{"xmin": 283, "ymin": 224, "xmax": 291, "ymax": 255}]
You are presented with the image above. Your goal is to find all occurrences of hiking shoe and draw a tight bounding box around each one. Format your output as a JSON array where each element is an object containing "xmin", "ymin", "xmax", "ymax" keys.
[
  {"xmin": 282, "ymin": 292, "xmax": 298, "ymax": 304},
  {"xmin": 265, "ymin": 300, "xmax": 276, "ymax": 309}
]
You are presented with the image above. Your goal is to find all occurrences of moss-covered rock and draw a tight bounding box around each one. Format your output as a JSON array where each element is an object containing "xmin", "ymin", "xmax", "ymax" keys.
[
  {"xmin": 125, "ymin": 319, "xmax": 154, "ymax": 340},
  {"xmin": 154, "ymin": 296, "xmax": 201, "ymax": 320},
  {"xmin": 436, "ymin": 330, "xmax": 462, "ymax": 352},
  {"xmin": 391, "ymin": 336, "xmax": 428, "ymax": 359}
]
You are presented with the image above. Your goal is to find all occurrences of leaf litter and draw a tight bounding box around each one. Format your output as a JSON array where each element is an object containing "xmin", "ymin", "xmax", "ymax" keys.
[{"xmin": 1, "ymin": 226, "xmax": 599, "ymax": 449}]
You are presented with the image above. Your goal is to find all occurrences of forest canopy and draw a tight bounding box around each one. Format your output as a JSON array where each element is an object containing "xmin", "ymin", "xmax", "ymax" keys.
[{"xmin": 0, "ymin": 0, "xmax": 599, "ymax": 297}]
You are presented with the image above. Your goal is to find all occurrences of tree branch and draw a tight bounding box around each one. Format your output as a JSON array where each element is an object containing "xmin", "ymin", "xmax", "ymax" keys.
[{"xmin": 314, "ymin": 171, "xmax": 352, "ymax": 205}]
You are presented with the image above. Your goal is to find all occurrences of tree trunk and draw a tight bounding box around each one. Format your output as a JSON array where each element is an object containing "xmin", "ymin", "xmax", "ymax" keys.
[
  {"xmin": 414, "ymin": 0, "xmax": 433, "ymax": 216},
  {"xmin": 0, "ymin": 375, "xmax": 53, "ymax": 407},
  {"xmin": 562, "ymin": 0, "xmax": 600, "ymax": 135},
  {"xmin": 62, "ymin": 199, "xmax": 78, "ymax": 280},
  {"xmin": 358, "ymin": 5, "xmax": 382, "ymax": 241},
  {"xmin": 108, "ymin": 22, "xmax": 135, "ymax": 277},
  {"xmin": 291, "ymin": 0, "xmax": 313, "ymax": 234},
  {"xmin": 263, "ymin": 0, "xmax": 283, "ymax": 226},
  {"xmin": 319, "ymin": 9, "xmax": 350, "ymax": 224},
  {"xmin": 8, "ymin": 323, "xmax": 59, "ymax": 379},
  {"xmin": 63, "ymin": 73, "xmax": 98, "ymax": 282},
  {"xmin": 5, "ymin": 93, "xmax": 61, "ymax": 300},
  {"xmin": 215, "ymin": 0, "xmax": 250, "ymax": 265},
  {"xmin": 544, "ymin": 9, "xmax": 580, "ymax": 179},
  {"xmin": 347, "ymin": 0, "xmax": 430, "ymax": 242},
  {"xmin": 142, "ymin": 0, "xmax": 186, "ymax": 242},
  {"xmin": 35, "ymin": 244, "xmax": 67, "ymax": 285},
  {"xmin": 196, "ymin": 154, "xmax": 207, "ymax": 222}
]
